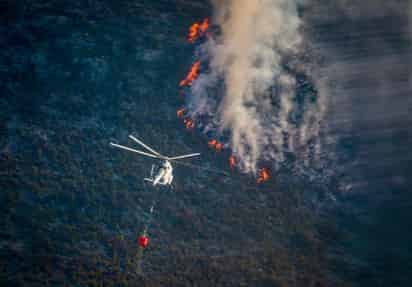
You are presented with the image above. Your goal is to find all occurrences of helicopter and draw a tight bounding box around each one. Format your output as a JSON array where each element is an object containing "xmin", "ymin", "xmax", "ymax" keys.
[{"xmin": 110, "ymin": 135, "xmax": 200, "ymax": 186}]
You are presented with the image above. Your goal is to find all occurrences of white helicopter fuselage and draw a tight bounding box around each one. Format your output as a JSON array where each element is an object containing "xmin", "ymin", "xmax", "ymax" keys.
[{"xmin": 152, "ymin": 160, "xmax": 173, "ymax": 186}]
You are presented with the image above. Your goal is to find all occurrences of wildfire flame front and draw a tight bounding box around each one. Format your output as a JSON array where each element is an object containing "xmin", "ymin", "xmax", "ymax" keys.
[
  {"xmin": 208, "ymin": 139, "xmax": 222, "ymax": 151},
  {"xmin": 228, "ymin": 155, "xmax": 236, "ymax": 169},
  {"xmin": 176, "ymin": 108, "xmax": 185, "ymax": 118},
  {"xmin": 179, "ymin": 61, "xmax": 200, "ymax": 87},
  {"xmin": 183, "ymin": 118, "xmax": 195, "ymax": 129},
  {"xmin": 187, "ymin": 18, "xmax": 209, "ymax": 43},
  {"xmin": 257, "ymin": 168, "xmax": 270, "ymax": 184}
]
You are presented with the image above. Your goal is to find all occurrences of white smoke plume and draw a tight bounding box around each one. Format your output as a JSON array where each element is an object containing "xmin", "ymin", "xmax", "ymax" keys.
[{"xmin": 187, "ymin": 0, "xmax": 325, "ymax": 173}]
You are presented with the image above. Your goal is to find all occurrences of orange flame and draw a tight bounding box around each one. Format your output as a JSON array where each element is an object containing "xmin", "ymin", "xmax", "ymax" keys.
[
  {"xmin": 183, "ymin": 118, "xmax": 195, "ymax": 129},
  {"xmin": 208, "ymin": 139, "xmax": 223, "ymax": 151},
  {"xmin": 208, "ymin": 139, "xmax": 217, "ymax": 148},
  {"xmin": 228, "ymin": 155, "xmax": 236, "ymax": 169},
  {"xmin": 199, "ymin": 18, "xmax": 209, "ymax": 33},
  {"xmin": 187, "ymin": 23, "xmax": 200, "ymax": 42},
  {"xmin": 179, "ymin": 61, "xmax": 200, "ymax": 87},
  {"xmin": 187, "ymin": 18, "xmax": 209, "ymax": 43},
  {"xmin": 176, "ymin": 108, "xmax": 185, "ymax": 118},
  {"xmin": 257, "ymin": 168, "xmax": 270, "ymax": 184}
]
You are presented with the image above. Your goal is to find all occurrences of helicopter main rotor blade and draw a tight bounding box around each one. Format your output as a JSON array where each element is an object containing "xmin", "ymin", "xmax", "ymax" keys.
[
  {"xmin": 167, "ymin": 153, "xmax": 201, "ymax": 160},
  {"xmin": 172, "ymin": 160, "xmax": 230, "ymax": 176},
  {"xmin": 110, "ymin": 143, "xmax": 162, "ymax": 159},
  {"xmin": 129, "ymin": 135, "xmax": 165, "ymax": 158}
]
